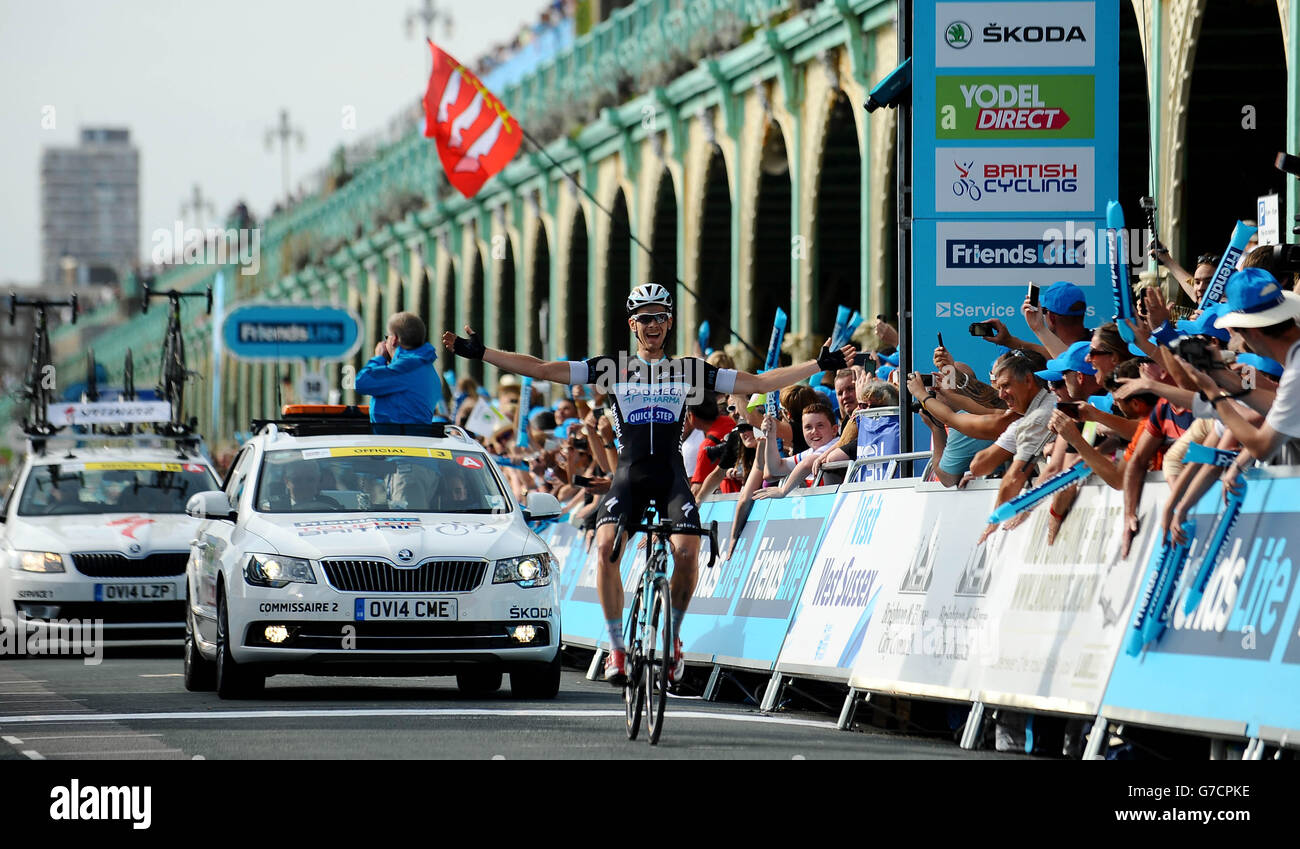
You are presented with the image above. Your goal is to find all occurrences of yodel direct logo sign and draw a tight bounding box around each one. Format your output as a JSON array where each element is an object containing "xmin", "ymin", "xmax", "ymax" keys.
[{"xmin": 936, "ymin": 75, "xmax": 1095, "ymax": 140}]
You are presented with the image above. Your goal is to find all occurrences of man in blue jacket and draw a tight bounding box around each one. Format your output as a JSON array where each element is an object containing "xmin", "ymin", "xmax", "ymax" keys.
[{"xmin": 355, "ymin": 311, "xmax": 438, "ymax": 424}]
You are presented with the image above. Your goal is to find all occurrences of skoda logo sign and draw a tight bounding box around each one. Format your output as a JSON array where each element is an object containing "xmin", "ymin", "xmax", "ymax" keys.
[
  {"xmin": 397, "ymin": 549, "xmax": 414, "ymax": 563},
  {"xmin": 945, "ymin": 21, "xmax": 972, "ymax": 48},
  {"xmin": 128, "ymin": 543, "xmax": 142, "ymax": 555}
]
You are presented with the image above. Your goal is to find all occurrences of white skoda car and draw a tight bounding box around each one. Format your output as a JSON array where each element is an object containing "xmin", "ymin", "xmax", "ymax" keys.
[
  {"xmin": 0, "ymin": 439, "xmax": 219, "ymax": 649},
  {"xmin": 184, "ymin": 411, "xmax": 563, "ymax": 699}
]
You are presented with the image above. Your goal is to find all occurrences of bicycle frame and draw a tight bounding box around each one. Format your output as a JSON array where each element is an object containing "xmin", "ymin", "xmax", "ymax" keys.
[{"xmin": 9, "ymin": 293, "xmax": 77, "ymax": 434}]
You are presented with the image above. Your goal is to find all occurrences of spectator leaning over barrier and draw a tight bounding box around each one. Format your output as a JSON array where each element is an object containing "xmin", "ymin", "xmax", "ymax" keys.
[
  {"xmin": 354, "ymin": 311, "xmax": 439, "ymax": 424},
  {"xmin": 969, "ymin": 350, "xmax": 1054, "ymax": 540},
  {"xmin": 906, "ymin": 363, "xmax": 1009, "ymax": 487},
  {"xmin": 1178, "ymin": 269, "xmax": 1300, "ymax": 480},
  {"xmin": 755, "ymin": 401, "xmax": 839, "ymax": 498},
  {"xmin": 809, "ymin": 367, "xmax": 872, "ymax": 480},
  {"xmin": 1118, "ymin": 343, "xmax": 1198, "ymax": 555},
  {"xmin": 812, "ymin": 380, "xmax": 902, "ymax": 483},
  {"xmin": 979, "ymin": 281, "xmax": 1092, "ymax": 360},
  {"xmin": 1047, "ymin": 358, "xmax": 1162, "ymax": 493}
]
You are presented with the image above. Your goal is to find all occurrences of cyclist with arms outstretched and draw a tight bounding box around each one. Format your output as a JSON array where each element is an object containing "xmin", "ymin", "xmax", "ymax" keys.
[{"xmin": 443, "ymin": 284, "xmax": 855, "ymax": 684}]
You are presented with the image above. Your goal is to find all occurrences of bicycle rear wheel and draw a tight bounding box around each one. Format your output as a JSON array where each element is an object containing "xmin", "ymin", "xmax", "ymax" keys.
[
  {"xmin": 646, "ymin": 575, "xmax": 673, "ymax": 745},
  {"xmin": 623, "ymin": 589, "xmax": 645, "ymax": 741}
]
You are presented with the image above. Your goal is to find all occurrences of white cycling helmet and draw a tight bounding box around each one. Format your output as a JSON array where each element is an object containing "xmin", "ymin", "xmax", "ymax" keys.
[{"xmin": 626, "ymin": 283, "xmax": 673, "ymax": 315}]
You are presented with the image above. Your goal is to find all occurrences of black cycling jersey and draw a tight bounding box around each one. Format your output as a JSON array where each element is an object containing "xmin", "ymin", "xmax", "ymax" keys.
[{"xmin": 567, "ymin": 354, "xmax": 738, "ymax": 464}]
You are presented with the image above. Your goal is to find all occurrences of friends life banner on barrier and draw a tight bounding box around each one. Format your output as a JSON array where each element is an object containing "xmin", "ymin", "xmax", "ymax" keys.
[
  {"xmin": 1101, "ymin": 472, "xmax": 1300, "ymax": 743},
  {"xmin": 911, "ymin": 0, "xmax": 1119, "ymax": 445},
  {"xmin": 777, "ymin": 487, "xmax": 924, "ymax": 680},
  {"xmin": 848, "ymin": 479, "xmax": 1163, "ymax": 715},
  {"xmin": 548, "ymin": 493, "xmax": 831, "ymax": 666},
  {"xmin": 679, "ymin": 493, "xmax": 837, "ymax": 669}
]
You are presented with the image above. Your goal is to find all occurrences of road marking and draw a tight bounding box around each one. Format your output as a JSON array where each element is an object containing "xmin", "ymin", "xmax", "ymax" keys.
[
  {"xmin": 22, "ymin": 750, "xmax": 44, "ymax": 760},
  {"xmin": 47, "ymin": 749, "xmax": 182, "ymax": 757},
  {"xmin": 139, "ymin": 674, "xmax": 183, "ymax": 678},
  {"xmin": 23, "ymin": 733, "xmax": 164, "ymax": 741},
  {"xmin": 0, "ymin": 707, "xmax": 838, "ymax": 730},
  {"xmin": 2, "ymin": 735, "xmax": 22, "ymax": 744}
]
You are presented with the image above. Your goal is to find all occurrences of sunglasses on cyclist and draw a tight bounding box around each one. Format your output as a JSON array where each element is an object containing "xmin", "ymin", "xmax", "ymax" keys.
[{"xmin": 631, "ymin": 313, "xmax": 671, "ymax": 325}]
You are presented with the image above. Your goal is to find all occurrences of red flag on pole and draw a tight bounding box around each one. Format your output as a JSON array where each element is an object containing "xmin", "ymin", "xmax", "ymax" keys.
[{"xmin": 422, "ymin": 41, "xmax": 523, "ymax": 199}]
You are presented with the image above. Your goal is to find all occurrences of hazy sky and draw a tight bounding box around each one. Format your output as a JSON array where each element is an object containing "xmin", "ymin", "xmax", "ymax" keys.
[{"xmin": 0, "ymin": 0, "xmax": 547, "ymax": 284}]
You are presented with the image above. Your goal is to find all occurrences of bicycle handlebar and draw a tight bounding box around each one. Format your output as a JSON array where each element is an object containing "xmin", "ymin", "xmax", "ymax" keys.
[
  {"xmin": 141, "ymin": 282, "xmax": 212, "ymax": 315},
  {"xmin": 609, "ymin": 516, "xmax": 719, "ymax": 568},
  {"xmin": 8, "ymin": 292, "xmax": 78, "ymax": 326}
]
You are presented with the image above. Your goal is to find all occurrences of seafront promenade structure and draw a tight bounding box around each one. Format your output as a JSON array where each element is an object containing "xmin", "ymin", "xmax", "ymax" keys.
[{"xmin": 25, "ymin": 0, "xmax": 1300, "ymax": 450}]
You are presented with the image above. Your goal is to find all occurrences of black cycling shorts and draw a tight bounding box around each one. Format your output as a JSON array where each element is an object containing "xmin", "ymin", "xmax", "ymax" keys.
[{"xmin": 595, "ymin": 460, "xmax": 700, "ymax": 532}]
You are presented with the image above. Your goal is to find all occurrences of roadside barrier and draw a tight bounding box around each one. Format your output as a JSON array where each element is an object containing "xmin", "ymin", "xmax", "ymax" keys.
[{"xmin": 531, "ymin": 457, "xmax": 1300, "ymax": 755}]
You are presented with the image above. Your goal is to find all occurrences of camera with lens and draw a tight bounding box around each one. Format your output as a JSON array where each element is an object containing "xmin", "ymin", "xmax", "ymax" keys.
[
  {"xmin": 1168, "ymin": 336, "xmax": 1220, "ymax": 372},
  {"xmin": 704, "ymin": 429, "xmax": 743, "ymax": 469}
]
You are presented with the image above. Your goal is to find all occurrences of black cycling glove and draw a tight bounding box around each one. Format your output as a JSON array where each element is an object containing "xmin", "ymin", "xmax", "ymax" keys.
[
  {"xmin": 816, "ymin": 344, "xmax": 848, "ymax": 372},
  {"xmin": 452, "ymin": 329, "xmax": 486, "ymax": 360}
]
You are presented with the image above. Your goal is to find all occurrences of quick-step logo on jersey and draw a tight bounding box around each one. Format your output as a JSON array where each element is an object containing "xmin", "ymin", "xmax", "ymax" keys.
[{"xmin": 616, "ymin": 381, "xmax": 691, "ymax": 425}]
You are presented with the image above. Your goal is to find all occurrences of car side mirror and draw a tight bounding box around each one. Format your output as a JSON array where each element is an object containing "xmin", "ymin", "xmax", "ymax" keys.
[
  {"xmin": 523, "ymin": 491, "xmax": 562, "ymax": 521},
  {"xmin": 187, "ymin": 491, "xmax": 236, "ymax": 522}
]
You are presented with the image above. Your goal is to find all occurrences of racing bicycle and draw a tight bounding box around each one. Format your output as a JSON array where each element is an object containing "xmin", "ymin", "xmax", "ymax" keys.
[
  {"xmin": 610, "ymin": 508, "xmax": 718, "ymax": 745},
  {"xmin": 142, "ymin": 280, "xmax": 211, "ymax": 433},
  {"xmin": 8, "ymin": 292, "xmax": 78, "ymax": 435}
]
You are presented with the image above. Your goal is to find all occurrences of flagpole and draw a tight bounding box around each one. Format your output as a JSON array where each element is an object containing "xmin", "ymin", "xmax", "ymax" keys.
[{"xmin": 517, "ymin": 127, "xmax": 764, "ymax": 363}]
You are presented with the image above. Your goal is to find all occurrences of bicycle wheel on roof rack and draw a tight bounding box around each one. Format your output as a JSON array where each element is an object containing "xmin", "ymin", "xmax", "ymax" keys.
[
  {"xmin": 84, "ymin": 349, "xmax": 98, "ymax": 402},
  {"xmin": 161, "ymin": 331, "xmax": 186, "ymax": 429},
  {"xmin": 123, "ymin": 349, "xmax": 135, "ymax": 401}
]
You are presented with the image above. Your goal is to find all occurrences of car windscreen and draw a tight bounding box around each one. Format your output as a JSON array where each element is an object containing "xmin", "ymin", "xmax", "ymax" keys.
[
  {"xmin": 253, "ymin": 447, "xmax": 510, "ymax": 514},
  {"xmin": 17, "ymin": 461, "xmax": 218, "ymax": 516}
]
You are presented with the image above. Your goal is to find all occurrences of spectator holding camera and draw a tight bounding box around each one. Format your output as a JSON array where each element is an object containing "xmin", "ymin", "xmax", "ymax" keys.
[
  {"xmin": 1177, "ymin": 268, "xmax": 1300, "ymax": 477},
  {"xmin": 978, "ymin": 282, "xmax": 1093, "ymax": 360},
  {"xmin": 686, "ymin": 394, "xmax": 736, "ymax": 498},
  {"xmin": 970, "ymin": 350, "xmax": 1055, "ymax": 540}
]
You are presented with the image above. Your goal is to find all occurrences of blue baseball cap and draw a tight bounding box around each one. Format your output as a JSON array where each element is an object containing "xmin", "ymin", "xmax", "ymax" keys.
[
  {"xmin": 1176, "ymin": 303, "xmax": 1230, "ymax": 342},
  {"xmin": 1042, "ymin": 340, "xmax": 1097, "ymax": 375},
  {"xmin": 553, "ymin": 417, "xmax": 582, "ymax": 438},
  {"xmin": 1034, "ymin": 368, "xmax": 1066, "ymax": 382},
  {"xmin": 1128, "ymin": 342, "xmax": 1150, "ymax": 358},
  {"xmin": 1236, "ymin": 352, "xmax": 1284, "ymax": 378},
  {"xmin": 878, "ymin": 351, "xmax": 900, "ymax": 366},
  {"xmin": 1215, "ymin": 268, "xmax": 1300, "ymax": 329},
  {"xmin": 1042, "ymin": 282, "xmax": 1087, "ymax": 317},
  {"xmin": 877, "ymin": 364, "xmax": 896, "ymax": 382}
]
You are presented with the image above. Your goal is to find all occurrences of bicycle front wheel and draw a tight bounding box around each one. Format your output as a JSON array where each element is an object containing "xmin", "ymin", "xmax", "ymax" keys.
[
  {"xmin": 624, "ymin": 589, "xmax": 645, "ymax": 741},
  {"xmin": 646, "ymin": 576, "xmax": 674, "ymax": 745}
]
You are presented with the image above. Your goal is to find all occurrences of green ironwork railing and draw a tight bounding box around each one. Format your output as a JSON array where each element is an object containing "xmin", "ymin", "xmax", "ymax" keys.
[{"xmin": 503, "ymin": 0, "xmax": 789, "ymax": 139}]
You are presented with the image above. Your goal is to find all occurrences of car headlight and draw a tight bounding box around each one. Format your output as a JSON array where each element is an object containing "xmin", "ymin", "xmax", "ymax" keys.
[
  {"xmin": 493, "ymin": 554, "xmax": 553, "ymax": 588},
  {"xmin": 16, "ymin": 551, "xmax": 65, "ymax": 573},
  {"xmin": 245, "ymin": 554, "xmax": 316, "ymax": 588}
]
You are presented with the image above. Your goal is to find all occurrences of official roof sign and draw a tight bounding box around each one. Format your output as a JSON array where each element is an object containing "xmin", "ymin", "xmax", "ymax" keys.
[{"xmin": 222, "ymin": 305, "xmax": 361, "ymax": 362}]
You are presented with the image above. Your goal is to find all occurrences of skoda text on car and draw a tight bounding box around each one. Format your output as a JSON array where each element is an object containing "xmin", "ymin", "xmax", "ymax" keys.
[
  {"xmin": 0, "ymin": 438, "xmax": 220, "ymax": 649},
  {"xmin": 183, "ymin": 407, "xmax": 564, "ymax": 699}
]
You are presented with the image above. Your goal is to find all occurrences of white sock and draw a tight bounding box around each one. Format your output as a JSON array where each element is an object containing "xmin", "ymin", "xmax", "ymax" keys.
[{"xmin": 607, "ymin": 620, "xmax": 625, "ymax": 653}]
